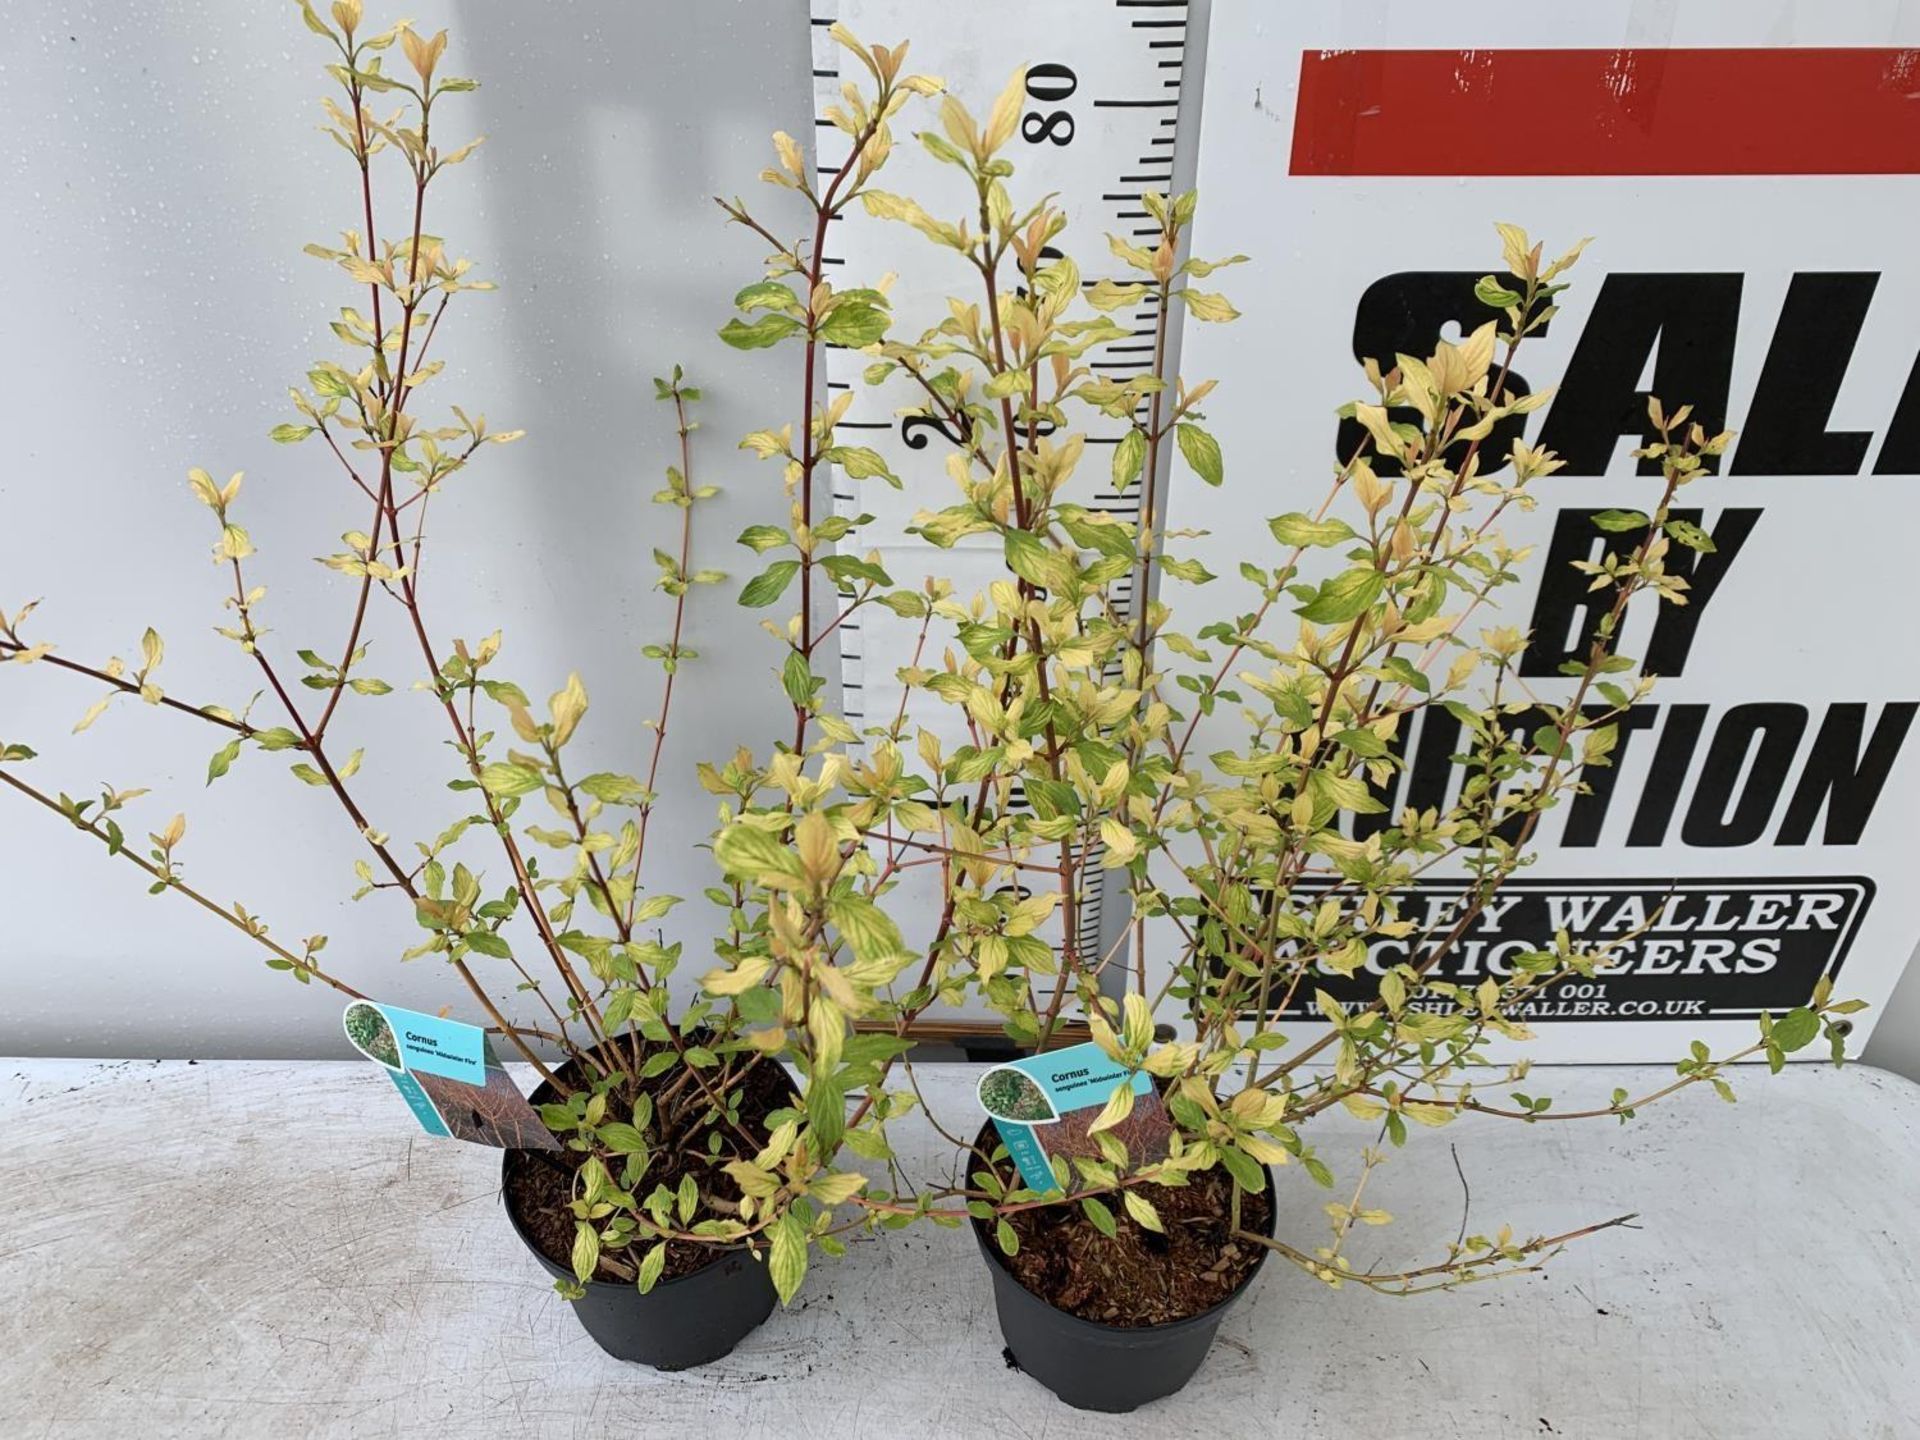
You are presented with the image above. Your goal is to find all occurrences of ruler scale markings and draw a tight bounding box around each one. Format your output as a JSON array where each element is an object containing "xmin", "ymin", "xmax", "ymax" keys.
[{"xmin": 806, "ymin": 0, "xmax": 1196, "ymax": 1009}]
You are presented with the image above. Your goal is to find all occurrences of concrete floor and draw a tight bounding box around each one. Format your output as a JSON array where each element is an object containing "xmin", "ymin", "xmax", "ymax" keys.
[{"xmin": 2, "ymin": 1058, "xmax": 1916, "ymax": 1437}]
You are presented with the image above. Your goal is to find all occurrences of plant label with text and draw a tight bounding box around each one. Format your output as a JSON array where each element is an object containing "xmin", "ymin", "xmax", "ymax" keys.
[
  {"xmin": 978, "ymin": 1040, "xmax": 1171, "ymax": 1191},
  {"xmin": 342, "ymin": 1000, "xmax": 558, "ymax": 1150}
]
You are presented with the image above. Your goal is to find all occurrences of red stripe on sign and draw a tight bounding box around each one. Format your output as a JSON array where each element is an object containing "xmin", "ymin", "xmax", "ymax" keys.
[{"xmin": 1291, "ymin": 48, "xmax": 1920, "ymax": 176}]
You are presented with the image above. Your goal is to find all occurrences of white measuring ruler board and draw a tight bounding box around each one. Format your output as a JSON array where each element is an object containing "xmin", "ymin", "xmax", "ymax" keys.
[{"xmin": 808, "ymin": 0, "xmax": 1203, "ymax": 1004}]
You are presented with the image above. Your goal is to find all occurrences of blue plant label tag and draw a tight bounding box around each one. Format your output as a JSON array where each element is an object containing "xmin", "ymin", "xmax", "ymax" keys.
[
  {"xmin": 341, "ymin": 1000, "xmax": 559, "ymax": 1151},
  {"xmin": 374, "ymin": 1002, "xmax": 487, "ymax": 1081},
  {"xmin": 976, "ymin": 1040, "xmax": 1171, "ymax": 1192},
  {"xmin": 385, "ymin": 1070, "xmax": 453, "ymax": 1138}
]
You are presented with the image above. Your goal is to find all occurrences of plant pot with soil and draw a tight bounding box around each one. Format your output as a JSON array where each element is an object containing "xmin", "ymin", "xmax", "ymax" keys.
[
  {"xmin": 500, "ymin": 1049, "xmax": 796, "ymax": 1369},
  {"xmin": 966, "ymin": 1120, "xmax": 1275, "ymax": 1412}
]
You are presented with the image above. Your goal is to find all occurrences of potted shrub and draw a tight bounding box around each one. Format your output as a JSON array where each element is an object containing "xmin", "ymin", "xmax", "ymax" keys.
[
  {"xmin": 0, "ymin": 11, "xmax": 1867, "ymax": 1404},
  {"xmin": 0, "ymin": 4, "xmax": 938, "ymax": 1372},
  {"xmin": 699, "ymin": 51, "xmax": 1863, "ymax": 1410}
]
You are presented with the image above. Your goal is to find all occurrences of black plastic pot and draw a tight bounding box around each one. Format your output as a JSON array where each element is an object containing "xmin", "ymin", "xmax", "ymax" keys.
[
  {"xmin": 499, "ymin": 1073, "xmax": 776, "ymax": 1371},
  {"xmin": 970, "ymin": 1150, "xmax": 1275, "ymax": 1411}
]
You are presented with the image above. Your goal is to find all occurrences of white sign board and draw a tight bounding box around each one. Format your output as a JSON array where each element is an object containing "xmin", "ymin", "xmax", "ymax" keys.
[{"xmin": 1164, "ymin": 2, "xmax": 1920, "ymax": 1058}]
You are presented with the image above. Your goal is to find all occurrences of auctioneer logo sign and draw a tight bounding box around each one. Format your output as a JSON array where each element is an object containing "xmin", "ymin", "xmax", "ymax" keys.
[
  {"xmin": 1264, "ymin": 878, "xmax": 1874, "ymax": 1025},
  {"xmin": 1172, "ymin": 7, "xmax": 1920, "ymax": 1059}
]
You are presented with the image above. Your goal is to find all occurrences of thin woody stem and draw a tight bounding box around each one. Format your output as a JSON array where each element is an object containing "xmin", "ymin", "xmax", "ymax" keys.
[
  {"xmin": 210, "ymin": 343, "xmax": 565, "ymax": 1082},
  {"xmin": 0, "ymin": 767, "xmax": 363, "ymax": 998},
  {"xmin": 311, "ymin": 62, "xmax": 391, "ymax": 743},
  {"xmin": 1232, "ymin": 1213, "xmax": 1640, "ymax": 1293},
  {"xmin": 970, "ymin": 220, "xmax": 1081, "ymax": 1042},
  {"xmin": 387, "ymin": 557, "xmax": 614, "ymax": 1054},
  {"xmin": 316, "ymin": 78, "xmax": 611, "ymax": 1065},
  {"xmin": 624, "ymin": 383, "xmax": 700, "ymax": 934},
  {"xmin": 0, "ymin": 640, "xmax": 261, "ymax": 738},
  {"xmin": 1445, "ymin": 1044, "xmax": 1764, "ymax": 1122}
]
